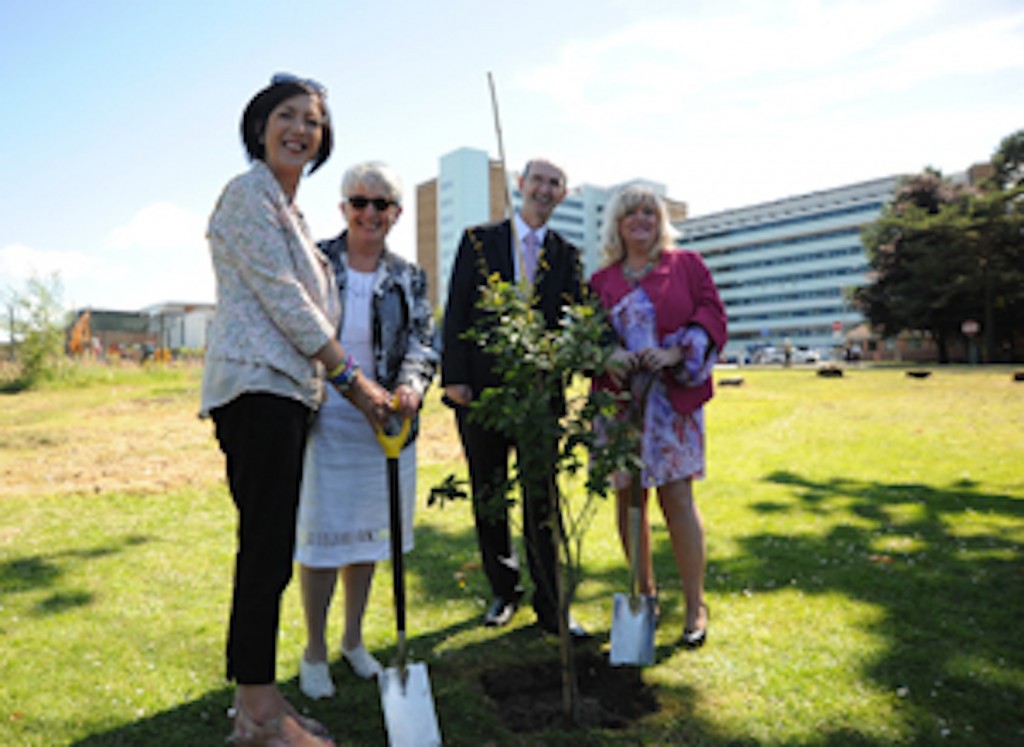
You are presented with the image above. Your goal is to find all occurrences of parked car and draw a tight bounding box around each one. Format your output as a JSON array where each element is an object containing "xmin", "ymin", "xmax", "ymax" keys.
[
  {"xmin": 750, "ymin": 345, "xmax": 821, "ymax": 365},
  {"xmin": 792, "ymin": 346, "xmax": 821, "ymax": 364},
  {"xmin": 751, "ymin": 346, "xmax": 785, "ymax": 365}
]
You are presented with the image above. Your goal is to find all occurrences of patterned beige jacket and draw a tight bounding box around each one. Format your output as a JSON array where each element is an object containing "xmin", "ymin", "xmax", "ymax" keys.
[{"xmin": 200, "ymin": 161, "xmax": 341, "ymax": 416}]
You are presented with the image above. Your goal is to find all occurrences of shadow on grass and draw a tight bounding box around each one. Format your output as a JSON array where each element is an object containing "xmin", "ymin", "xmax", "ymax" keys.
[
  {"xmin": 0, "ymin": 535, "xmax": 149, "ymax": 615},
  {"xmin": 705, "ymin": 470, "xmax": 1024, "ymax": 745},
  {"xmin": 56, "ymin": 519, "xmax": 701, "ymax": 747},
  {"xmin": 34, "ymin": 475, "xmax": 1024, "ymax": 746}
]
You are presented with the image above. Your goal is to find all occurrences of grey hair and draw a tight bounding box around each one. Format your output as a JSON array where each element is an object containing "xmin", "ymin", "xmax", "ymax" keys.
[
  {"xmin": 598, "ymin": 184, "xmax": 675, "ymax": 268},
  {"xmin": 522, "ymin": 158, "xmax": 567, "ymax": 187},
  {"xmin": 341, "ymin": 161, "xmax": 403, "ymax": 204}
]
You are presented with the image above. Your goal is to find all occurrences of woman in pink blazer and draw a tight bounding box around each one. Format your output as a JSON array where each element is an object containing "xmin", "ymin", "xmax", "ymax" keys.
[{"xmin": 590, "ymin": 184, "xmax": 727, "ymax": 649}]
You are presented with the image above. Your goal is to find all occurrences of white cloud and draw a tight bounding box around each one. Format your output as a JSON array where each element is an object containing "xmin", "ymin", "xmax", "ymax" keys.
[
  {"xmin": 2, "ymin": 202, "xmax": 214, "ymax": 310},
  {"xmin": 512, "ymin": 0, "xmax": 1024, "ymax": 216},
  {"xmin": 105, "ymin": 201, "xmax": 206, "ymax": 252},
  {"xmin": 94, "ymin": 201, "xmax": 214, "ymax": 307},
  {"xmin": 1, "ymin": 242, "xmax": 105, "ymax": 282}
]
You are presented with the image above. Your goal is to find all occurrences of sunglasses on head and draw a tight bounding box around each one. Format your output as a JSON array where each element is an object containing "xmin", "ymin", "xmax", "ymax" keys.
[
  {"xmin": 346, "ymin": 196, "xmax": 397, "ymax": 211},
  {"xmin": 271, "ymin": 72, "xmax": 328, "ymax": 99}
]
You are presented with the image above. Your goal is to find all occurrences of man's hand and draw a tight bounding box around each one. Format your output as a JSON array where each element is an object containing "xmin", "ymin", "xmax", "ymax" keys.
[{"xmin": 444, "ymin": 384, "xmax": 473, "ymax": 407}]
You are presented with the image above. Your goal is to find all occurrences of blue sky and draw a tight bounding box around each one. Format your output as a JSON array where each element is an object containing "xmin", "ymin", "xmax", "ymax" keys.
[{"xmin": 1, "ymin": 0, "xmax": 1022, "ymax": 314}]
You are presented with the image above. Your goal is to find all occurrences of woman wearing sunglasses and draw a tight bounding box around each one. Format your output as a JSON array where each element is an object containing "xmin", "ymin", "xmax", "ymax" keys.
[
  {"xmin": 294, "ymin": 161, "xmax": 438, "ymax": 700},
  {"xmin": 201, "ymin": 76, "xmax": 392, "ymax": 746}
]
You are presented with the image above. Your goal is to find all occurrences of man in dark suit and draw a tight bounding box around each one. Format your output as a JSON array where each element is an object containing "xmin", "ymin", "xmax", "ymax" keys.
[{"xmin": 441, "ymin": 158, "xmax": 590, "ymax": 638}]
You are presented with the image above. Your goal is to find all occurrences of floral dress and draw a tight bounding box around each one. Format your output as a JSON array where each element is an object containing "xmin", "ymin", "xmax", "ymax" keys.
[{"xmin": 599, "ymin": 284, "xmax": 707, "ymax": 490}]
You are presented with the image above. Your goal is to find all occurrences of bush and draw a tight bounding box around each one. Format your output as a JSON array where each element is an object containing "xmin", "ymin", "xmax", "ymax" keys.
[{"xmin": 2, "ymin": 274, "xmax": 67, "ymax": 391}]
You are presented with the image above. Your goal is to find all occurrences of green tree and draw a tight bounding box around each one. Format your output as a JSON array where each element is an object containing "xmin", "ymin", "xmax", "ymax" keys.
[
  {"xmin": 857, "ymin": 138, "xmax": 1024, "ymax": 363},
  {"xmin": 969, "ymin": 183, "xmax": 1024, "ymax": 360},
  {"xmin": 3, "ymin": 273, "xmax": 67, "ymax": 390},
  {"xmin": 856, "ymin": 170, "xmax": 977, "ymax": 362},
  {"xmin": 430, "ymin": 273, "xmax": 635, "ymax": 724},
  {"xmin": 989, "ymin": 128, "xmax": 1024, "ymax": 190}
]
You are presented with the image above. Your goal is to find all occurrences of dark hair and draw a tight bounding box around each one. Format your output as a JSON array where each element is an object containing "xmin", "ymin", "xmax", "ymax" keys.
[{"xmin": 240, "ymin": 81, "xmax": 333, "ymax": 174}]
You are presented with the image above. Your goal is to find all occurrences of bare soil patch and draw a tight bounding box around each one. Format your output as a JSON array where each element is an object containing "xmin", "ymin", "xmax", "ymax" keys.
[{"xmin": 480, "ymin": 650, "xmax": 658, "ymax": 733}]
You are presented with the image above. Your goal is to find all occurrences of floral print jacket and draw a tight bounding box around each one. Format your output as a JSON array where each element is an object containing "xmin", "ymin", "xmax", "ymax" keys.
[
  {"xmin": 201, "ymin": 161, "xmax": 340, "ymax": 416},
  {"xmin": 319, "ymin": 231, "xmax": 439, "ymax": 439}
]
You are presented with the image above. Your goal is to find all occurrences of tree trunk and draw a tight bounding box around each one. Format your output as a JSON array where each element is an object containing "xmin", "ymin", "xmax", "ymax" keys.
[
  {"xmin": 551, "ymin": 482, "xmax": 579, "ymax": 723},
  {"xmin": 936, "ymin": 331, "xmax": 949, "ymax": 364}
]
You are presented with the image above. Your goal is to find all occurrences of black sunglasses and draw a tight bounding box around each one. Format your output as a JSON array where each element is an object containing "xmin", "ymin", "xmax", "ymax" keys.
[
  {"xmin": 271, "ymin": 72, "xmax": 328, "ymax": 99},
  {"xmin": 346, "ymin": 196, "xmax": 397, "ymax": 211}
]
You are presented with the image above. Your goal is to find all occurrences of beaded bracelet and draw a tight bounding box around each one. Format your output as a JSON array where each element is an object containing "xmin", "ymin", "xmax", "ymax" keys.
[{"xmin": 327, "ymin": 355, "xmax": 360, "ymax": 394}]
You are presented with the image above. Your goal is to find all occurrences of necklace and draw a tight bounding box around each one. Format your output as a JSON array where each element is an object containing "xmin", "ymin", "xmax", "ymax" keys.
[{"xmin": 622, "ymin": 259, "xmax": 655, "ymax": 283}]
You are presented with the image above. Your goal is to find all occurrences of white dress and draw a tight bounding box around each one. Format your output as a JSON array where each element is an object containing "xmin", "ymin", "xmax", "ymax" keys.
[{"xmin": 295, "ymin": 269, "xmax": 416, "ymax": 568}]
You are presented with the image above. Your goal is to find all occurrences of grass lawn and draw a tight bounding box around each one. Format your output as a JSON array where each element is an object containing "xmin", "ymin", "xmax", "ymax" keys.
[{"xmin": 1, "ymin": 363, "xmax": 1022, "ymax": 745}]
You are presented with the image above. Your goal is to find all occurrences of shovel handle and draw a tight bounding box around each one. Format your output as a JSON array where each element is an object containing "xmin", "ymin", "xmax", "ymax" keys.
[
  {"xmin": 374, "ymin": 398, "xmax": 412, "ymax": 459},
  {"xmin": 377, "ymin": 395, "xmax": 412, "ymax": 669}
]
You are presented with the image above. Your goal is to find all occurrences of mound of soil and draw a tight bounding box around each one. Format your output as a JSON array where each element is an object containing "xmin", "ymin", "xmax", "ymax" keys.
[{"xmin": 480, "ymin": 650, "xmax": 658, "ymax": 733}]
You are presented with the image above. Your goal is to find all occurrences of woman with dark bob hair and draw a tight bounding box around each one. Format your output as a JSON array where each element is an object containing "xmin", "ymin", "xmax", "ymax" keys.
[{"xmin": 201, "ymin": 74, "xmax": 392, "ymax": 746}]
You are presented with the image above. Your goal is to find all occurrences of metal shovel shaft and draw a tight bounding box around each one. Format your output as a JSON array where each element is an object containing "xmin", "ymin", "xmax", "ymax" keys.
[
  {"xmin": 609, "ymin": 373, "xmax": 657, "ymax": 666},
  {"xmin": 387, "ymin": 456, "xmax": 407, "ymax": 670},
  {"xmin": 376, "ymin": 412, "xmax": 442, "ymax": 745},
  {"xmin": 628, "ymin": 477, "xmax": 643, "ymax": 606}
]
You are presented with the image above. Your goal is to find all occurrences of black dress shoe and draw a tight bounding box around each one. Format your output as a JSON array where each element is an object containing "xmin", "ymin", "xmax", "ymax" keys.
[
  {"xmin": 483, "ymin": 597, "xmax": 518, "ymax": 627},
  {"xmin": 682, "ymin": 603, "xmax": 709, "ymax": 649},
  {"xmin": 537, "ymin": 613, "xmax": 593, "ymax": 640}
]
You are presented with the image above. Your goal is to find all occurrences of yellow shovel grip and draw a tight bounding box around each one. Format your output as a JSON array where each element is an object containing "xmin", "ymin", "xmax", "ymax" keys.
[{"xmin": 374, "ymin": 395, "xmax": 411, "ymax": 459}]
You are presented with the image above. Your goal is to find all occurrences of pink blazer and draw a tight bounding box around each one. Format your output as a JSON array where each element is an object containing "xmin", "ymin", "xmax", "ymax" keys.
[{"xmin": 589, "ymin": 249, "xmax": 728, "ymax": 415}]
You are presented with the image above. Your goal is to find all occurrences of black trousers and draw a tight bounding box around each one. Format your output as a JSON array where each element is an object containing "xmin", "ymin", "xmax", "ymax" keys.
[
  {"xmin": 212, "ymin": 393, "xmax": 311, "ymax": 685},
  {"xmin": 455, "ymin": 407, "xmax": 560, "ymax": 619}
]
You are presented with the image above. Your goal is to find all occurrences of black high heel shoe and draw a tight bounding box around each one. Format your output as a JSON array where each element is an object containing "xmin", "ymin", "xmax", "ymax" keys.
[{"xmin": 682, "ymin": 603, "xmax": 709, "ymax": 649}]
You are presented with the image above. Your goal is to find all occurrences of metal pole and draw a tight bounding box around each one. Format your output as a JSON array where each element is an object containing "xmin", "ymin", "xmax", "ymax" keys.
[{"xmin": 487, "ymin": 72, "xmax": 527, "ymax": 291}]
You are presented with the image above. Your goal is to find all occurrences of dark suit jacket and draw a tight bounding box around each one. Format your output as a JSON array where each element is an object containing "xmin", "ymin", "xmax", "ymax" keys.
[{"xmin": 441, "ymin": 218, "xmax": 584, "ymax": 394}]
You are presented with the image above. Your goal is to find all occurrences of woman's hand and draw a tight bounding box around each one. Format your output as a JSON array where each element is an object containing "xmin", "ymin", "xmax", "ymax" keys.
[
  {"xmin": 607, "ymin": 347, "xmax": 637, "ymax": 387},
  {"xmin": 637, "ymin": 345, "xmax": 683, "ymax": 372},
  {"xmin": 345, "ymin": 373, "xmax": 393, "ymax": 428},
  {"xmin": 393, "ymin": 384, "xmax": 421, "ymax": 420}
]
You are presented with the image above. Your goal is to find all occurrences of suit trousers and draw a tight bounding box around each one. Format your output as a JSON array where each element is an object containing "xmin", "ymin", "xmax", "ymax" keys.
[
  {"xmin": 212, "ymin": 393, "xmax": 311, "ymax": 684},
  {"xmin": 455, "ymin": 406, "xmax": 560, "ymax": 619}
]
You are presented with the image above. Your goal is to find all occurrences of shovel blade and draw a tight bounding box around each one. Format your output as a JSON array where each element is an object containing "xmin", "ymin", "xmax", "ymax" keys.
[
  {"xmin": 379, "ymin": 662, "xmax": 442, "ymax": 747},
  {"xmin": 609, "ymin": 592, "xmax": 656, "ymax": 667}
]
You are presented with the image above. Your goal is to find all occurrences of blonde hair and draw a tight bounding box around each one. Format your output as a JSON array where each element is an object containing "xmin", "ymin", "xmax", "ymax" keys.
[{"xmin": 598, "ymin": 184, "xmax": 675, "ymax": 268}]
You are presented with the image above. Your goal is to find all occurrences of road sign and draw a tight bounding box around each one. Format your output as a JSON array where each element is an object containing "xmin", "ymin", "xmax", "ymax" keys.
[{"xmin": 961, "ymin": 319, "xmax": 980, "ymax": 337}]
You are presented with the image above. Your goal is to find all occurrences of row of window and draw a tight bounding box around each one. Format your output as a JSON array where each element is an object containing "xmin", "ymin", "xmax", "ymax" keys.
[
  {"xmin": 711, "ymin": 244, "xmax": 863, "ymax": 274},
  {"xmin": 691, "ymin": 227, "xmax": 862, "ymax": 260},
  {"xmin": 678, "ymin": 201, "xmax": 884, "ymax": 242},
  {"xmin": 729, "ymin": 327, "xmax": 836, "ymax": 342},
  {"xmin": 717, "ymin": 263, "xmax": 869, "ymax": 290},
  {"xmin": 725, "ymin": 287, "xmax": 842, "ymax": 307},
  {"xmin": 729, "ymin": 305, "xmax": 849, "ymax": 324}
]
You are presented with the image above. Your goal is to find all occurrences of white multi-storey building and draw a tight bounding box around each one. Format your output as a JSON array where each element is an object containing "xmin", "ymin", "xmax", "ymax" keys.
[
  {"xmin": 417, "ymin": 147, "xmax": 685, "ymax": 309},
  {"xmin": 675, "ymin": 176, "xmax": 902, "ymax": 360}
]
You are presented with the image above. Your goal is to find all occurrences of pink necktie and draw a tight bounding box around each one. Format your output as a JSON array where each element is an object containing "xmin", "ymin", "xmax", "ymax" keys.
[{"xmin": 522, "ymin": 231, "xmax": 539, "ymax": 284}]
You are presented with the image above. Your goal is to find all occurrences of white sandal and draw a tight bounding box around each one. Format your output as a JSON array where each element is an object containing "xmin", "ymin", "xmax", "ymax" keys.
[
  {"xmin": 299, "ymin": 657, "xmax": 336, "ymax": 700},
  {"xmin": 342, "ymin": 644, "xmax": 382, "ymax": 680}
]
